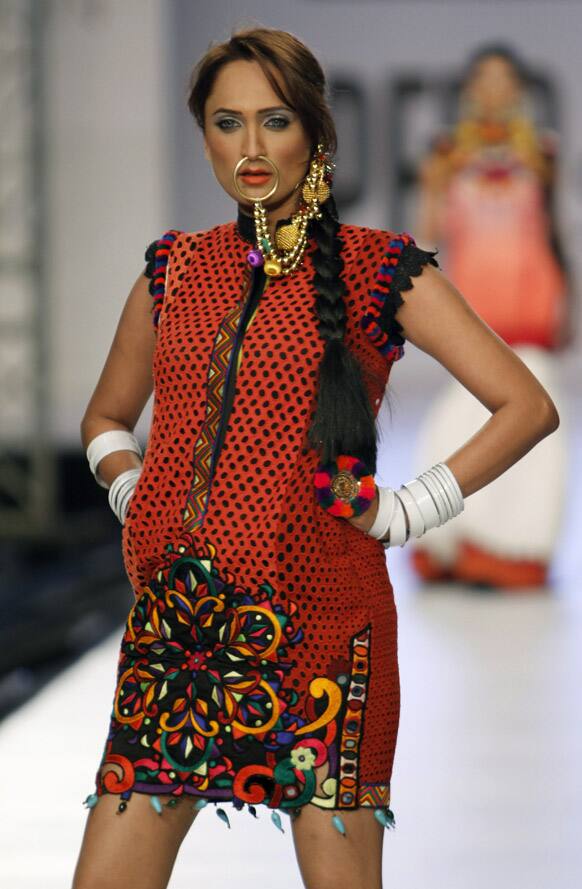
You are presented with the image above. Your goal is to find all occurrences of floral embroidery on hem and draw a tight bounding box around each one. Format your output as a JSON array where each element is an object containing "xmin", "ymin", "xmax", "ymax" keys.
[{"xmin": 91, "ymin": 536, "xmax": 384, "ymax": 820}]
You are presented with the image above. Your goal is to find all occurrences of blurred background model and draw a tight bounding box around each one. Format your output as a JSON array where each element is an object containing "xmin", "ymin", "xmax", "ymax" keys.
[{"xmin": 411, "ymin": 45, "xmax": 574, "ymax": 590}]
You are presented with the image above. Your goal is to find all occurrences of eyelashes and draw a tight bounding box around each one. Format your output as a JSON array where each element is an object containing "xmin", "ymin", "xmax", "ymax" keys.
[
  {"xmin": 215, "ymin": 116, "xmax": 291, "ymax": 132},
  {"xmin": 265, "ymin": 116, "xmax": 291, "ymax": 130}
]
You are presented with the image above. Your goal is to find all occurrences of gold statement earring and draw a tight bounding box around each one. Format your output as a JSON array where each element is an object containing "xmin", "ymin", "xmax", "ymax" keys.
[{"xmin": 233, "ymin": 144, "xmax": 334, "ymax": 277}]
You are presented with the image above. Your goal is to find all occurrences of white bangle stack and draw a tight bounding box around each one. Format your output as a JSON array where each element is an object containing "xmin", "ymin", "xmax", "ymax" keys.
[
  {"xmin": 86, "ymin": 430, "xmax": 143, "ymax": 489},
  {"xmin": 108, "ymin": 468, "xmax": 142, "ymax": 525},
  {"xmin": 368, "ymin": 462, "xmax": 464, "ymax": 548}
]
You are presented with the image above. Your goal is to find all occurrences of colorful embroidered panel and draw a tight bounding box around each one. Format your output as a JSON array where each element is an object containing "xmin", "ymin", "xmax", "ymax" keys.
[
  {"xmin": 358, "ymin": 782, "xmax": 390, "ymax": 807},
  {"xmin": 182, "ymin": 303, "xmax": 244, "ymax": 532},
  {"xmin": 337, "ymin": 625, "xmax": 371, "ymax": 807},
  {"xmin": 95, "ymin": 533, "xmax": 378, "ymax": 813},
  {"xmin": 146, "ymin": 230, "xmax": 181, "ymax": 329},
  {"xmin": 360, "ymin": 232, "xmax": 415, "ymax": 362}
]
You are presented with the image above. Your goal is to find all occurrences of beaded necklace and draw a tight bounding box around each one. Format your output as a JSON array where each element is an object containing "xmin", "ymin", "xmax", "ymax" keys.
[{"xmin": 242, "ymin": 146, "xmax": 334, "ymax": 278}]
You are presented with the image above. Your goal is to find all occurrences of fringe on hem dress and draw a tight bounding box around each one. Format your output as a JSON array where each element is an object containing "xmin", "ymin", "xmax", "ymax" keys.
[{"xmin": 83, "ymin": 208, "xmax": 438, "ymax": 834}]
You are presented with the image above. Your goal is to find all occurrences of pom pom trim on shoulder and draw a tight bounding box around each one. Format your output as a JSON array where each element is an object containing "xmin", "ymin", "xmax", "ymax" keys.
[
  {"xmin": 361, "ymin": 232, "xmax": 439, "ymax": 362},
  {"xmin": 144, "ymin": 229, "xmax": 182, "ymax": 329}
]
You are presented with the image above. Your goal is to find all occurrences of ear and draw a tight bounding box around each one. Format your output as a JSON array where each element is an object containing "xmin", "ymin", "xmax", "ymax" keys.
[{"xmin": 203, "ymin": 137, "xmax": 211, "ymax": 163}]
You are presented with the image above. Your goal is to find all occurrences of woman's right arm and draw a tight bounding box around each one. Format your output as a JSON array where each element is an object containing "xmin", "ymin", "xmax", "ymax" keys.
[{"xmin": 80, "ymin": 272, "xmax": 156, "ymax": 487}]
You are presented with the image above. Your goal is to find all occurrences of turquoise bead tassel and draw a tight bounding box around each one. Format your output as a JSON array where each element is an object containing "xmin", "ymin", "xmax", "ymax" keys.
[
  {"xmin": 385, "ymin": 807, "xmax": 396, "ymax": 828},
  {"xmin": 216, "ymin": 807, "xmax": 231, "ymax": 828},
  {"xmin": 150, "ymin": 795, "xmax": 163, "ymax": 815},
  {"xmin": 193, "ymin": 798, "xmax": 208, "ymax": 811},
  {"xmin": 271, "ymin": 810, "xmax": 284, "ymax": 833},
  {"xmin": 83, "ymin": 793, "xmax": 98, "ymax": 809},
  {"xmin": 374, "ymin": 807, "xmax": 396, "ymax": 829},
  {"xmin": 331, "ymin": 814, "xmax": 347, "ymax": 836}
]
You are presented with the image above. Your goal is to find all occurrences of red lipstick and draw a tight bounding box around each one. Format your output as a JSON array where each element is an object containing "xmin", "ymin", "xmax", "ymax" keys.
[{"xmin": 239, "ymin": 167, "xmax": 272, "ymax": 186}]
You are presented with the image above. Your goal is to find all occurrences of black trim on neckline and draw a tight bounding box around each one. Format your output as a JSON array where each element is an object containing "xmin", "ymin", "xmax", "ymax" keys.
[{"xmin": 236, "ymin": 206, "xmax": 256, "ymax": 245}]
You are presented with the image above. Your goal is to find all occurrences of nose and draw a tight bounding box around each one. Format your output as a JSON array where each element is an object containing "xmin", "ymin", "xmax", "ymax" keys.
[{"xmin": 241, "ymin": 122, "xmax": 265, "ymax": 160}]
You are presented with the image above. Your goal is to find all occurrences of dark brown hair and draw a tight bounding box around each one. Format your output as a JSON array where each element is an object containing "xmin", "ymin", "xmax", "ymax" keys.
[
  {"xmin": 188, "ymin": 28, "xmax": 337, "ymax": 155},
  {"xmin": 187, "ymin": 28, "xmax": 378, "ymax": 471}
]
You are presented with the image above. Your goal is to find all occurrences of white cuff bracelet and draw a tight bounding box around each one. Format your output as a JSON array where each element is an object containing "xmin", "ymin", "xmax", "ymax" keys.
[
  {"xmin": 388, "ymin": 493, "xmax": 408, "ymax": 547},
  {"xmin": 86, "ymin": 430, "xmax": 143, "ymax": 489},
  {"xmin": 108, "ymin": 467, "xmax": 142, "ymax": 524},
  {"xmin": 367, "ymin": 486, "xmax": 396, "ymax": 540},
  {"xmin": 395, "ymin": 485, "xmax": 425, "ymax": 538},
  {"xmin": 368, "ymin": 462, "xmax": 464, "ymax": 549}
]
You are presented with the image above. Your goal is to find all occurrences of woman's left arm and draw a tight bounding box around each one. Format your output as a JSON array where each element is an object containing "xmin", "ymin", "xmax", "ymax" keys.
[{"xmin": 352, "ymin": 263, "xmax": 560, "ymax": 532}]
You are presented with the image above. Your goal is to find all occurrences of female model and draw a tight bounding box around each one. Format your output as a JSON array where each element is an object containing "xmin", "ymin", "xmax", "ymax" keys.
[
  {"xmin": 73, "ymin": 29, "xmax": 559, "ymax": 889},
  {"xmin": 412, "ymin": 45, "xmax": 570, "ymax": 589}
]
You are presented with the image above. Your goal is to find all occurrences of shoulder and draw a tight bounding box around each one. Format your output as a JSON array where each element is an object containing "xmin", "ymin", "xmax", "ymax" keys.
[
  {"xmin": 144, "ymin": 222, "xmax": 237, "ymax": 281},
  {"xmin": 337, "ymin": 222, "xmax": 394, "ymax": 253},
  {"xmin": 338, "ymin": 222, "xmax": 439, "ymax": 279},
  {"xmin": 338, "ymin": 223, "xmax": 440, "ymax": 361},
  {"xmin": 338, "ymin": 221, "xmax": 431, "ymax": 250},
  {"xmin": 145, "ymin": 221, "xmax": 237, "ymax": 264},
  {"xmin": 177, "ymin": 221, "xmax": 238, "ymax": 247},
  {"xmin": 143, "ymin": 223, "xmax": 239, "ymax": 329},
  {"xmin": 143, "ymin": 229, "xmax": 182, "ymax": 328}
]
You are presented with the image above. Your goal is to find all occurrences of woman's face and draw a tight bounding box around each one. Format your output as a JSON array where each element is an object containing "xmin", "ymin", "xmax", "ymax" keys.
[
  {"xmin": 466, "ymin": 55, "xmax": 522, "ymax": 115},
  {"xmin": 203, "ymin": 59, "xmax": 312, "ymax": 214}
]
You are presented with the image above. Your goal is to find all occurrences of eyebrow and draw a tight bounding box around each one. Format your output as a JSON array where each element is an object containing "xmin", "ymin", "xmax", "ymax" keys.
[{"xmin": 211, "ymin": 106, "xmax": 293, "ymax": 117}]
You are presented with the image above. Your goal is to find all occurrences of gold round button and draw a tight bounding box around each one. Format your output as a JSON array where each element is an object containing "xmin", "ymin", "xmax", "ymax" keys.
[
  {"xmin": 264, "ymin": 259, "xmax": 282, "ymax": 276},
  {"xmin": 330, "ymin": 470, "xmax": 360, "ymax": 502}
]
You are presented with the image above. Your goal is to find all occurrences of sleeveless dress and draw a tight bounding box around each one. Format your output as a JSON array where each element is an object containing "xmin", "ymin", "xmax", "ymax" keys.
[{"xmin": 85, "ymin": 208, "xmax": 437, "ymax": 829}]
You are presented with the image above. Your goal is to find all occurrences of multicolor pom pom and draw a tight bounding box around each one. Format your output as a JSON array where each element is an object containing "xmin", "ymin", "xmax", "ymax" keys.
[{"xmin": 314, "ymin": 455, "xmax": 376, "ymax": 518}]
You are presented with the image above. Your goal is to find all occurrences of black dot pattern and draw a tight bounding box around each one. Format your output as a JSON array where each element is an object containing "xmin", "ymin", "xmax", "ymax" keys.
[{"xmin": 121, "ymin": 220, "xmax": 433, "ymax": 791}]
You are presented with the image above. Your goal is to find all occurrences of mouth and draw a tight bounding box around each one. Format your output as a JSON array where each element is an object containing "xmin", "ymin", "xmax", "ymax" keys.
[{"xmin": 238, "ymin": 169, "xmax": 273, "ymax": 186}]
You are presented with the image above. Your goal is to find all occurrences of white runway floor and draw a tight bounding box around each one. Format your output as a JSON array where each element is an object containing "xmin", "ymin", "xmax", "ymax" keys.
[{"xmin": 1, "ymin": 397, "xmax": 581, "ymax": 888}]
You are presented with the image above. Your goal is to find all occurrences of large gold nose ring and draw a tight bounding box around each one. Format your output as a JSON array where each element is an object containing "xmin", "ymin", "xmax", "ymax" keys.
[{"xmin": 232, "ymin": 155, "xmax": 280, "ymax": 202}]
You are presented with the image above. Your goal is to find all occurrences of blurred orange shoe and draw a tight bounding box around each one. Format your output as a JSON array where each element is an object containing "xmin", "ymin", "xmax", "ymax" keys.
[
  {"xmin": 453, "ymin": 540, "xmax": 548, "ymax": 590},
  {"xmin": 410, "ymin": 547, "xmax": 454, "ymax": 583}
]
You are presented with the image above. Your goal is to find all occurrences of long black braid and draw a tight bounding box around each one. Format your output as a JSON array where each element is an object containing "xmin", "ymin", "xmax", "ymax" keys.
[{"xmin": 307, "ymin": 195, "xmax": 378, "ymax": 474}]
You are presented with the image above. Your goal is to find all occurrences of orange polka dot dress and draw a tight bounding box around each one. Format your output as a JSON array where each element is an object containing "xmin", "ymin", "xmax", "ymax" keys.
[{"xmin": 86, "ymin": 208, "xmax": 438, "ymax": 829}]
